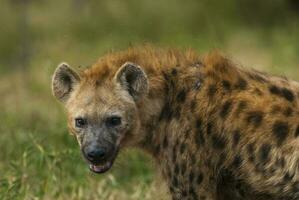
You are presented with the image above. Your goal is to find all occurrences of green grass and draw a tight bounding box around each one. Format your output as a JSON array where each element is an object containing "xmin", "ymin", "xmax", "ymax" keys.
[{"xmin": 0, "ymin": 0, "xmax": 299, "ymax": 199}]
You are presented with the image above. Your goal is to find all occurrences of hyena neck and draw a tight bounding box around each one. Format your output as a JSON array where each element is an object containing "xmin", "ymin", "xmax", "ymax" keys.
[{"xmin": 135, "ymin": 62, "xmax": 205, "ymax": 158}]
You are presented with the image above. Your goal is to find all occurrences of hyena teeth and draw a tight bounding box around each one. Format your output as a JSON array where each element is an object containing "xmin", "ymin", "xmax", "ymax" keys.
[{"xmin": 89, "ymin": 162, "xmax": 112, "ymax": 173}]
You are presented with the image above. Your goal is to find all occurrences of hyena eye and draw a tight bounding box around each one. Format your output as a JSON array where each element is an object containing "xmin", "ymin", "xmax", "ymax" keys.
[
  {"xmin": 75, "ymin": 117, "xmax": 87, "ymax": 128},
  {"xmin": 106, "ymin": 116, "xmax": 121, "ymax": 127}
]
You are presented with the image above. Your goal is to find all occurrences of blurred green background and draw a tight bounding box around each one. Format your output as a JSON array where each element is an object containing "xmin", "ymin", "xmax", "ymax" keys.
[{"xmin": 0, "ymin": 0, "xmax": 299, "ymax": 199}]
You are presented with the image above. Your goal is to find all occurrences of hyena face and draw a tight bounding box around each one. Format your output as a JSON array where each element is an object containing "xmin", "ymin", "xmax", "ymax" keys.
[{"xmin": 52, "ymin": 62, "xmax": 148, "ymax": 173}]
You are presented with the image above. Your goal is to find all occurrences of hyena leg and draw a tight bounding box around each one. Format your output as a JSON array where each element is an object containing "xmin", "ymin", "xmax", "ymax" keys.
[{"xmin": 169, "ymin": 175, "xmax": 218, "ymax": 200}]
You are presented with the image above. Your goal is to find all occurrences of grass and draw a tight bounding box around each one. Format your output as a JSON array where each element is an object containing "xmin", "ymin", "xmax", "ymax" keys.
[{"xmin": 0, "ymin": 0, "xmax": 299, "ymax": 199}]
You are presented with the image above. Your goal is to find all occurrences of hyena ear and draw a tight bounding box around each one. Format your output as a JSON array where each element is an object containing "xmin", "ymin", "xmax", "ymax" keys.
[
  {"xmin": 115, "ymin": 62, "xmax": 148, "ymax": 101},
  {"xmin": 52, "ymin": 63, "xmax": 80, "ymax": 103}
]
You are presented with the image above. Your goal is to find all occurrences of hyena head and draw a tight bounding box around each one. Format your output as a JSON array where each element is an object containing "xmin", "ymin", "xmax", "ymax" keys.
[{"xmin": 51, "ymin": 62, "xmax": 148, "ymax": 173}]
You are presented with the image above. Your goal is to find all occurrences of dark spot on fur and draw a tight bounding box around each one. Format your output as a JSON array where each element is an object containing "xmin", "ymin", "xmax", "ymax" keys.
[
  {"xmin": 182, "ymin": 190, "xmax": 187, "ymax": 197},
  {"xmin": 169, "ymin": 186, "xmax": 175, "ymax": 193},
  {"xmin": 246, "ymin": 111, "xmax": 263, "ymax": 127},
  {"xmin": 172, "ymin": 176, "xmax": 179, "ymax": 188},
  {"xmin": 174, "ymin": 163, "xmax": 179, "ymax": 174},
  {"xmin": 220, "ymin": 100, "xmax": 233, "ymax": 119},
  {"xmin": 195, "ymin": 132, "xmax": 205, "ymax": 147},
  {"xmin": 207, "ymin": 122, "xmax": 212, "ymax": 135},
  {"xmin": 236, "ymin": 182, "xmax": 247, "ymax": 197},
  {"xmin": 208, "ymin": 84, "xmax": 217, "ymax": 98},
  {"xmin": 233, "ymin": 130, "xmax": 241, "ymax": 147},
  {"xmin": 177, "ymin": 89, "xmax": 187, "ymax": 103},
  {"xmin": 200, "ymin": 195, "xmax": 206, "ymax": 200},
  {"xmin": 259, "ymin": 143, "xmax": 272, "ymax": 165},
  {"xmin": 269, "ymin": 85, "xmax": 295, "ymax": 102},
  {"xmin": 163, "ymin": 136, "xmax": 168, "ymax": 148},
  {"xmin": 222, "ymin": 80, "xmax": 231, "ymax": 91},
  {"xmin": 180, "ymin": 143, "xmax": 186, "ymax": 154},
  {"xmin": 269, "ymin": 85, "xmax": 281, "ymax": 95},
  {"xmin": 206, "ymin": 158, "xmax": 212, "ymax": 168},
  {"xmin": 162, "ymin": 71, "xmax": 170, "ymax": 81},
  {"xmin": 181, "ymin": 162, "xmax": 187, "ymax": 175},
  {"xmin": 159, "ymin": 102, "xmax": 173, "ymax": 121},
  {"xmin": 188, "ymin": 186, "xmax": 198, "ymax": 199},
  {"xmin": 191, "ymin": 154, "xmax": 196, "ymax": 164},
  {"xmin": 281, "ymin": 88, "xmax": 295, "ymax": 102},
  {"xmin": 272, "ymin": 121, "xmax": 289, "ymax": 145},
  {"xmin": 284, "ymin": 172, "xmax": 294, "ymax": 181},
  {"xmin": 232, "ymin": 155, "xmax": 243, "ymax": 168},
  {"xmin": 292, "ymin": 182, "xmax": 299, "ymax": 194},
  {"xmin": 190, "ymin": 100, "xmax": 196, "ymax": 112},
  {"xmin": 295, "ymin": 126, "xmax": 299, "ymax": 137},
  {"xmin": 269, "ymin": 167, "xmax": 276, "ymax": 174},
  {"xmin": 154, "ymin": 144, "xmax": 161, "ymax": 156},
  {"xmin": 212, "ymin": 135, "xmax": 226, "ymax": 150},
  {"xmin": 196, "ymin": 173, "xmax": 204, "ymax": 185},
  {"xmin": 235, "ymin": 78, "xmax": 248, "ymax": 90},
  {"xmin": 216, "ymin": 152, "xmax": 226, "ymax": 168},
  {"xmin": 189, "ymin": 170, "xmax": 194, "ymax": 183},
  {"xmin": 247, "ymin": 143, "xmax": 255, "ymax": 162},
  {"xmin": 173, "ymin": 140, "xmax": 178, "ymax": 151},
  {"xmin": 284, "ymin": 107, "xmax": 293, "ymax": 117},
  {"xmin": 172, "ymin": 152, "xmax": 177, "ymax": 163},
  {"xmin": 195, "ymin": 119, "xmax": 205, "ymax": 146},
  {"xmin": 171, "ymin": 68, "xmax": 178, "ymax": 76},
  {"xmin": 219, "ymin": 169, "xmax": 244, "ymax": 198}
]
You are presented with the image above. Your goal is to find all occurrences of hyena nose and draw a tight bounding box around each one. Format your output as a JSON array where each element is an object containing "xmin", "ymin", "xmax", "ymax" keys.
[{"xmin": 85, "ymin": 148, "xmax": 107, "ymax": 162}]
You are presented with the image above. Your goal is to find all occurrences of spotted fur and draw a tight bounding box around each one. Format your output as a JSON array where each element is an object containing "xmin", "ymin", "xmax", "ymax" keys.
[{"xmin": 52, "ymin": 46, "xmax": 299, "ymax": 200}]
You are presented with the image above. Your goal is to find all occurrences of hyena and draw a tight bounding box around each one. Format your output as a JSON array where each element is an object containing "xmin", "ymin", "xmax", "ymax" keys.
[{"xmin": 52, "ymin": 46, "xmax": 299, "ymax": 200}]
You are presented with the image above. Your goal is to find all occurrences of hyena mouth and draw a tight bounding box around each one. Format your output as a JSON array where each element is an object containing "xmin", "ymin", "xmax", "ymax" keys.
[
  {"xmin": 89, "ymin": 161, "xmax": 112, "ymax": 174},
  {"xmin": 87, "ymin": 148, "xmax": 119, "ymax": 174}
]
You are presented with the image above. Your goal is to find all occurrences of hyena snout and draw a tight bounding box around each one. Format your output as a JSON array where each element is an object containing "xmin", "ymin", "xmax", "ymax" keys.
[{"xmin": 82, "ymin": 144, "xmax": 114, "ymax": 164}]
